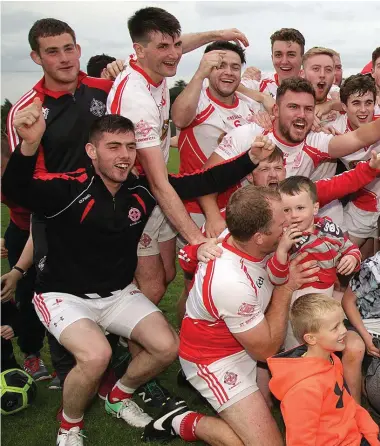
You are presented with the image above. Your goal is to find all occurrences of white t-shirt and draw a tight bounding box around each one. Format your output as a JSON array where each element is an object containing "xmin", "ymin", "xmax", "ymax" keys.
[
  {"xmin": 241, "ymin": 72, "xmax": 280, "ymax": 99},
  {"xmin": 215, "ymin": 124, "xmax": 332, "ymax": 179},
  {"xmin": 107, "ymin": 57, "xmax": 170, "ymax": 163},
  {"xmin": 180, "ymin": 233, "xmax": 273, "ymax": 364}
]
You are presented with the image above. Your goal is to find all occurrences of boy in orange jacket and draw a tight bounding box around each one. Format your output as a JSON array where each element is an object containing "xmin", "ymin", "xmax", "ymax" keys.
[{"xmin": 267, "ymin": 294, "xmax": 380, "ymax": 446}]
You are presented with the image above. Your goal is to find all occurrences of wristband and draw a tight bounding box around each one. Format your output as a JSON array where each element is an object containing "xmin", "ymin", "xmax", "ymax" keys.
[{"xmin": 12, "ymin": 266, "xmax": 27, "ymax": 277}]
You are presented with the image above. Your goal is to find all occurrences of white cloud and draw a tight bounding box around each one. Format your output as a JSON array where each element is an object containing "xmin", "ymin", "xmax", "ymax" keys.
[{"xmin": 1, "ymin": 1, "xmax": 379, "ymax": 103}]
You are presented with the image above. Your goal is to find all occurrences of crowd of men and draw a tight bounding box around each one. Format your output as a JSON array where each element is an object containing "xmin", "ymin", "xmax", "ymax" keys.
[{"xmin": 1, "ymin": 6, "xmax": 380, "ymax": 446}]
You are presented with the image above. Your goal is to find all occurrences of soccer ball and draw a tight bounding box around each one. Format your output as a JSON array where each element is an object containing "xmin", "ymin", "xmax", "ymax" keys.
[{"xmin": 1, "ymin": 369, "xmax": 37, "ymax": 415}]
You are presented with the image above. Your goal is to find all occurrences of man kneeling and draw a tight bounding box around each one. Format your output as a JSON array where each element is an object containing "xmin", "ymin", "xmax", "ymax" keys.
[{"xmin": 2, "ymin": 99, "xmax": 272, "ymax": 445}]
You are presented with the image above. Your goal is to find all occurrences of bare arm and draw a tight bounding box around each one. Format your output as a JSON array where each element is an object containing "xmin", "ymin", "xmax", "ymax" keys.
[
  {"xmin": 181, "ymin": 28, "xmax": 249, "ymax": 54},
  {"xmin": 234, "ymin": 254, "xmax": 320, "ymax": 361},
  {"xmin": 328, "ymin": 117, "xmax": 380, "ymax": 158},
  {"xmin": 237, "ymin": 83, "xmax": 275, "ymax": 114},
  {"xmin": 137, "ymin": 147, "xmax": 205, "ymax": 244},
  {"xmin": 172, "ymin": 50, "xmax": 226, "ymax": 128},
  {"xmin": 341, "ymin": 286, "xmax": 380, "ymax": 358}
]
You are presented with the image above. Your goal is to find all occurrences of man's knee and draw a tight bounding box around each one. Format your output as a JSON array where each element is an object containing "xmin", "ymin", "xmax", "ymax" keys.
[
  {"xmin": 76, "ymin": 344, "xmax": 112, "ymax": 377},
  {"xmin": 154, "ymin": 330, "xmax": 179, "ymax": 365},
  {"xmin": 343, "ymin": 334, "xmax": 365, "ymax": 363},
  {"xmin": 165, "ymin": 265, "xmax": 176, "ymax": 286}
]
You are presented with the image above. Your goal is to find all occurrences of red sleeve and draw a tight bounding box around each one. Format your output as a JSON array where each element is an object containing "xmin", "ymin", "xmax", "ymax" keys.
[
  {"xmin": 82, "ymin": 76, "xmax": 113, "ymax": 93},
  {"xmin": 178, "ymin": 244, "xmax": 204, "ymax": 275},
  {"xmin": 267, "ymin": 253, "xmax": 289, "ymax": 285},
  {"xmin": 315, "ymin": 161, "xmax": 380, "ymax": 208}
]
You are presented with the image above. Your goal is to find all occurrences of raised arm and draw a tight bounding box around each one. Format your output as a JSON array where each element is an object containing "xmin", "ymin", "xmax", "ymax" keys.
[
  {"xmin": 328, "ymin": 117, "xmax": 380, "ymax": 158},
  {"xmin": 2, "ymin": 99, "xmax": 73, "ymax": 215},
  {"xmin": 172, "ymin": 50, "xmax": 226, "ymax": 128},
  {"xmin": 315, "ymin": 153, "xmax": 380, "ymax": 208},
  {"xmin": 181, "ymin": 28, "xmax": 248, "ymax": 54}
]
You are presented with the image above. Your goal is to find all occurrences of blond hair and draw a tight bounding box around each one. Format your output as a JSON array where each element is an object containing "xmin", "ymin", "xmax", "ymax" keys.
[
  {"xmin": 290, "ymin": 294, "xmax": 342, "ymax": 343},
  {"xmin": 302, "ymin": 47, "xmax": 335, "ymax": 66}
]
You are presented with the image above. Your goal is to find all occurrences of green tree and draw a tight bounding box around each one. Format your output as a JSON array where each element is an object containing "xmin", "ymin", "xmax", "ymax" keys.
[
  {"xmin": 1, "ymin": 99, "xmax": 12, "ymax": 134},
  {"xmin": 169, "ymin": 79, "xmax": 187, "ymax": 118}
]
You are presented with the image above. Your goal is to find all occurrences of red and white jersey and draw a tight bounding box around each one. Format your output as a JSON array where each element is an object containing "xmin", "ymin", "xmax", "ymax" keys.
[
  {"xmin": 241, "ymin": 72, "xmax": 280, "ymax": 98},
  {"xmin": 179, "ymin": 233, "xmax": 273, "ymax": 365},
  {"xmin": 332, "ymin": 114, "xmax": 380, "ymax": 212},
  {"xmin": 215, "ymin": 124, "xmax": 332, "ymax": 179},
  {"xmin": 178, "ymin": 87, "xmax": 260, "ymax": 213},
  {"xmin": 107, "ymin": 56, "xmax": 170, "ymax": 164}
]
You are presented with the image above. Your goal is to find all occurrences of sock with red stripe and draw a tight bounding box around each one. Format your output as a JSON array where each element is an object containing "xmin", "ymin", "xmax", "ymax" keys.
[
  {"xmin": 60, "ymin": 411, "xmax": 84, "ymax": 431},
  {"xmin": 108, "ymin": 380, "xmax": 136, "ymax": 403},
  {"xmin": 172, "ymin": 411, "xmax": 205, "ymax": 441}
]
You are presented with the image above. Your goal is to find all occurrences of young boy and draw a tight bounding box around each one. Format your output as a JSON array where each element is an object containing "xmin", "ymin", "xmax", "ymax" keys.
[
  {"xmin": 267, "ymin": 176, "xmax": 362, "ymax": 349},
  {"xmin": 267, "ymin": 176, "xmax": 361, "ymax": 294},
  {"xmin": 267, "ymin": 294, "xmax": 380, "ymax": 446}
]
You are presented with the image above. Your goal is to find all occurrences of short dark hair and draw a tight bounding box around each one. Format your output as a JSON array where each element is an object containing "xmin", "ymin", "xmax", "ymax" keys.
[
  {"xmin": 128, "ymin": 7, "xmax": 181, "ymax": 44},
  {"xmin": 276, "ymin": 77, "xmax": 316, "ymax": 103},
  {"xmin": 340, "ymin": 74, "xmax": 377, "ymax": 105},
  {"xmin": 265, "ymin": 145, "xmax": 284, "ymax": 164},
  {"xmin": 87, "ymin": 54, "xmax": 116, "ymax": 78},
  {"xmin": 89, "ymin": 115, "xmax": 135, "ymax": 145},
  {"xmin": 278, "ymin": 176, "xmax": 318, "ymax": 203},
  {"xmin": 270, "ymin": 28, "xmax": 305, "ymax": 55},
  {"xmin": 28, "ymin": 18, "xmax": 76, "ymax": 52},
  {"xmin": 372, "ymin": 47, "xmax": 380, "ymax": 67},
  {"xmin": 204, "ymin": 41, "xmax": 246, "ymax": 65},
  {"xmin": 226, "ymin": 186, "xmax": 281, "ymax": 242},
  {"xmin": 1, "ymin": 131, "xmax": 10, "ymax": 163}
]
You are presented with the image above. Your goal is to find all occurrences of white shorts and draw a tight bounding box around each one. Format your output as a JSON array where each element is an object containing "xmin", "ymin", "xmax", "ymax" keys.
[
  {"xmin": 283, "ymin": 285, "xmax": 334, "ymax": 350},
  {"xmin": 179, "ymin": 350, "xmax": 258, "ymax": 412},
  {"xmin": 137, "ymin": 206, "xmax": 177, "ymax": 256},
  {"xmin": 317, "ymin": 200, "xmax": 346, "ymax": 232},
  {"xmin": 344, "ymin": 202, "xmax": 379, "ymax": 239},
  {"xmin": 33, "ymin": 284, "xmax": 160, "ymax": 342},
  {"xmin": 176, "ymin": 212, "xmax": 206, "ymax": 250}
]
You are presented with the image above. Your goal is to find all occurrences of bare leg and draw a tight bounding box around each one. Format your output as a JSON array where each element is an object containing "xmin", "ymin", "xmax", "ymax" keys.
[
  {"xmin": 220, "ymin": 391, "xmax": 283, "ymax": 446},
  {"xmin": 159, "ymin": 237, "xmax": 177, "ymax": 287},
  {"xmin": 195, "ymin": 415, "xmax": 244, "ymax": 446},
  {"xmin": 108, "ymin": 312, "xmax": 178, "ymax": 389},
  {"xmin": 59, "ymin": 319, "xmax": 112, "ymax": 419},
  {"xmin": 256, "ymin": 364, "xmax": 273, "ymax": 410},
  {"xmin": 342, "ymin": 330, "xmax": 365, "ymax": 403}
]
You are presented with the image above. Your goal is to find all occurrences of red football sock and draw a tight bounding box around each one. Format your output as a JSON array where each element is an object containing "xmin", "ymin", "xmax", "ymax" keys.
[
  {"xmin": 108, "ymin": 380, "xmax": 135, "ymax": 403},
  {"xmin": 60, "ymin": 411, "xmax": 84, "ymax": 431},
  {"xmin": 173, "ymin": 411, "xmax": 205, "ymax": 442}
]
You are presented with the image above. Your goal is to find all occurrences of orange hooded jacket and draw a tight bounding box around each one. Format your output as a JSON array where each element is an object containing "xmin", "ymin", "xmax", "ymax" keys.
[{"xmin": 267, "ymin": 345, "xmax": 380, "ymax": 446}]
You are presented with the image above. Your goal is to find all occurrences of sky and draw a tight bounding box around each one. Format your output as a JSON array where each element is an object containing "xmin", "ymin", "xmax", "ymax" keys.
[{"xmin": 1, "ymin": 0, "xmax": 379, "ymax": 104}]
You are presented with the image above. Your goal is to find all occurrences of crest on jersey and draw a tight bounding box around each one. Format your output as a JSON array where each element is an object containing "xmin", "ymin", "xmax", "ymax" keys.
[
  {"xmin": 136, "ymin": 119, "xmax": 153, "ymax": 137},
  {"xmin": 89, "ymin": 98, "xmax": 106, "ymax": 117},
  {"xmin": 224, "ymin": 371, "xmax": 238, "ymax": 387},
  {"xmin": 238, "ymin": 302, "xmax": 255, "ymax": 317},
  {"xmin": 42, "ymin": 107, "xmax": 49, "ymax": 120},
  {"xmin": 38, "ymin": 256, "xmax": 46, "ymax": 271},
  {"xmin": 139, "ymin": 233, "xmax": 152, "ymax": 248},
  {"xmin": 293, "ymin": 151, "xmax": 303, "ymax": 169},
  {"xmin": 128, "ymin": 207, "xmax": 141, "ymax": 223}
]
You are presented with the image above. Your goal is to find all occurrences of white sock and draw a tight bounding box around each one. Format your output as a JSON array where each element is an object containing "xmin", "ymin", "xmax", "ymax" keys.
[
  {"xmin": 62, "ymin": 411, "xmax": 83, "ymax": 424},
  {"xmin": 171, "ymin": 410, "xmax": 193, "ymax": 435}
]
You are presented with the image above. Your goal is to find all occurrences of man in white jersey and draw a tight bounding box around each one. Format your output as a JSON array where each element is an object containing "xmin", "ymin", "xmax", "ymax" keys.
[
  {"xmin": 107, "ymin": 7, "xmax": 249, "ymax": 307},
  {"xmin": 172, "ymin": 41, "xmax": 261, "ymax": 232},
  {"xmin": 178, "ymin": 186, "xmax": 319, "ymax": 445},
  {"xmin": 371, "ymin": 47, "xmax": 380, "ymax": 114},
  {"xmin": 241, "ymin": 28, "xmax": 305, "ymax": 99},
  {"xmin": 301, "ymin": 47, "xmax": 344, "ymax": 224},
  {"xmin": 197, "ymin": 77, "xmax": 380, "ymax": 237},
  {"xmin": 332, "ymin": 74, "xmax": 380, "ymax": 248}
]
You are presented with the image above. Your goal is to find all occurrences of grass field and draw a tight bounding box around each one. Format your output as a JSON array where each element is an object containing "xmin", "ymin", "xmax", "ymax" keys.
[{"xmin": 1, "ymin": 148, "xmax": 219, "ymax": 446}]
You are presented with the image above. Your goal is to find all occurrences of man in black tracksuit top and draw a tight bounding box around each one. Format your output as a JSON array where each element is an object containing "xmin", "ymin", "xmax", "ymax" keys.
[{"xmin": 2, "ymin": 101, "xmax": 274, "ymax": 444}]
